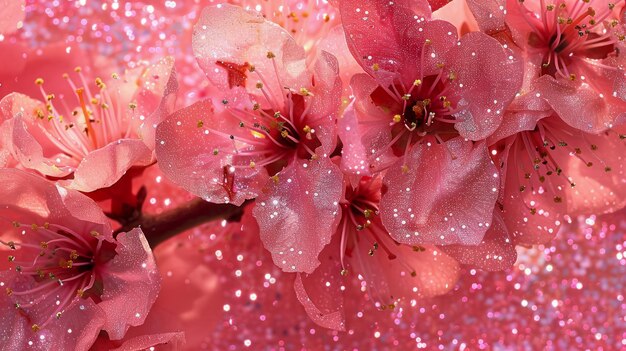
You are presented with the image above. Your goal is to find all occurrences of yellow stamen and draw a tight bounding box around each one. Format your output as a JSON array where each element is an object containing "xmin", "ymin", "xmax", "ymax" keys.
[{"xmin": 76, "ymin": 88, "xmax": 98, "ymax": 147}]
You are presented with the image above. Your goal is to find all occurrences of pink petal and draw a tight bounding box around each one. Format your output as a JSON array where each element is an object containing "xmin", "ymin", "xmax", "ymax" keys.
[
  {"xmin": 316, "ymin": 26, "xmax": 364, "ymax": 96},
  {"xmin": 99, "ymin": 228, "xmax": 161, "ymax": 340},
  {"xmin": 155, "ymin": 99, "xmax": 268, "ymax": 205},
  {"xmin": 0, "ymin": 272, "xmax": 106, "ymax": 351},
  {"xmin": 0, "ymin": 168, "xmax": 111, "ymax": 234},
  {"xmin": 109, "ymin": 333, "xmax": 185, "ymax": 351},
  {"xmin": 135, "ymin": 57, "xmax": 179, "ymax": 152},
  {"xmin": 294, "ymin": 238, "xmax": 346, "ymax": 331},
  {"xmin": 253, "ymin": 157, "xmax": 344, "ymax": 273},
  {"xmin": 381, "ymin": 138, "xmax": 499, "ymax": 245},
  {"xmin": 339, "ymin": 0, "xmax": 433, "ymax": 85},
  {"xmin": 446, "ymin": 32, "xmax": 523, "ymax": 140},
  {"xmin": 192, "ymin": 4, "xmax": 308, "ymax": 106},
  {"xmin": 535, "ymin": 75, "xmax": 626, "ymax": 133},
  {"xmin": 349, "ymin": 240, "xmax": 460, "ymax": 301},
  {"xmin": 349, "ymin": 73, "xmax": 400, "ymax": 169},
  {"xmin": 7, "ymin": 117, "xmax": 72, "ymax": 176},
  {"xmin": 441, "ymin": 211, "xmax": 517, "ymax": 271},
  {"xmin": 63, "ymin": 139, "xmax": 152, "ymax": 193},
  {"xmin": 306, "ymin": 50, "xmax": 343, "ymax": 155},
  {"xmin": 0, "ymin": 0, "xmax": 24, "ymax": 35},
  {"xmin": 487, "ymin": 93, "xmax": 553, "ymax": 144},
  {"xmin": 497, "ymin": 134, "xmax": 565, "ymax": 245},
  {"xmin": 1, "ymin": 93, "xmax": 75, "ymax": 177},
  {"xmin": 545, "ymin": 119, "xmax": 626, "ymax": 215},
  {"xmin": 465, "ymin": 0, "xmax": 506, "ymax": 34},
  {"xmin": 337, "ymin": 102, "xmax": 370, "ymax": 176}
]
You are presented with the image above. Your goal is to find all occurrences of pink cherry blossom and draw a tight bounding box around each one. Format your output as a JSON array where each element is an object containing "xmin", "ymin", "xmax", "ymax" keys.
[
  {"xmin": 157, "ymin": 5, "xmax": 345, "ymax": 273},
  {"xmin": 337, "ymin": 0, "xmax": 521, "ymax": 246},
  {"xmin": 490, "ymin": 109, "xmax": 626, "ymax": 245},
  {"xmin": 338, "ymin": 0, "xmax": 522, "ymax": 168},
  {"xmin": 294, "ymin": 174, "xmax": 460, "ymax": 330},
  {"xmin": 0, "ymin": 169, "xmax": 160, "ymax": 350},
  {"xmin": 0, "ymin": 57, "xmax": 178, "ymax": 192},
  {"xmin": 474, "ymin": 0, "xmax": 626, "ymax": 132}
]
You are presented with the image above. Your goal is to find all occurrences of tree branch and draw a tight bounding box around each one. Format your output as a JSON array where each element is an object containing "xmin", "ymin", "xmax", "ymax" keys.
[{"xmin": 115, "ymin": 198, "xmax": 246, "ymax": 247}]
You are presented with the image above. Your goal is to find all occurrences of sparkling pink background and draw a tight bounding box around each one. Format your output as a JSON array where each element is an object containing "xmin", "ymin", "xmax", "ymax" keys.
[{"xmin": 2, "ymin": 1, "xmax": 625, "ymax": 349}]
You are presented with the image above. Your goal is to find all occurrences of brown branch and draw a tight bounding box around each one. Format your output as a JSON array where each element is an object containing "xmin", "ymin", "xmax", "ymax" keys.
[{"xmin": 115, "ymin": 198, "xmax": 246, "ymax": 248}]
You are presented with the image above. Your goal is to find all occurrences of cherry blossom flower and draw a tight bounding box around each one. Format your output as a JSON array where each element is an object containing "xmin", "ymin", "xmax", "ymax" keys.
[
  {"xmin": 0, "ymin": 56, "xmax": 178, "ymax": 192},
  {"xmin": 157, "ymin": 5, "xmax": 344, "ymax": 273},
  {"xmin": 337, "ymin": 0, "xmax": 522, "ymax": 246},
  {"xmin": 490, "ymin": 107, "xmax": 626, "ymax": 245},
  {"xmin": 0, "ymin": 169, "xmax": 160, "ymax": 350},
  {"xmin": 471, "ymin": 0, "xmax": 626, "ymax": 132},
  {"xmin": 293, "ymin": 175, "xmax": 460, "ymax": 330}
]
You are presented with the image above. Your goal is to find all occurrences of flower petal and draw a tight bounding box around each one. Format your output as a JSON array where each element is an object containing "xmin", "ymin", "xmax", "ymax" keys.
[
  {"xmin": 381, "ymin": 138, "xmax": 498, "ymax": 245},
  {"xmin": 337, "ymin": 102, "xmax": 370, "ymax": 175},
  {"xmin": 306, "ymin": 50, "xmax": 343, "ymax": 155},
  {"xmin": 535, "ymin": 75, "xmax": 626, "ymax": 133},
  {"xmin": 349, "ymin": 239, "xmax": 460, "ymax": 301},
  {"xmin": 0, "ymin": 168, "xmax": 111, "ymax": 234},
  {"xmin": 192, "ymin": 4, "xmax": 308, "ymax": 106},
  {"xmin": 294, "ymin": 238, "xmax": 345, "ymax": 331},
  {"xmin": 0, "ymin": 93, "xmax": 75, "ymax": 177},
  {"xmin": 446, "ymin": 31, "xmax": 523, "ymax": 140},
  {"xmin": 254, "ymin": 157, "xmax": 343, "ymax": 273},
  {"xmin": 135, "ymin": 57, "xmax": 179, "ymax": 152},
  {"xmin": 465, "ymin": 0, "xmax": 506, "ymax": 34},
  {"xmin": 64, "ymin": 139, "xmax": 152, "ymax": 193},
  {"xmin": 155, "ymin": 99, "xmax": 268, "ymax": 205},
  {"xmin": 339, "ymin": 0, "xmax": 433, "ymax": 85},
  {"xmin": 109, "ymin": 333, "xmax": 185, "ymax": 351},
  {"xmin": 497, "ymin": 134, "xmax": 565, "ymax": 245},
  {"xmin": 0, "ymin": 271, "xmax": 106, "ymax": 351},
  {"xmin": 441, "ymin": 211, "xmax": 517, "ymax": 271},
  {"xmin": 99, "ymin": 228, "xmax": 161, "ymax": 340}
]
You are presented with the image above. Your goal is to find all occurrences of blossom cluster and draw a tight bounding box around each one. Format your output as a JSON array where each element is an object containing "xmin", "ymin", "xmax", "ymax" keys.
[{"xmin": 0, "ymin": 0, "xmax": 625, "ymax": 349}]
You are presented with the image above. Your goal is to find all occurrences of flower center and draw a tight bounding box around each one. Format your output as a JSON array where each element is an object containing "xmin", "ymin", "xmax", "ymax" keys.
[
  {"xmin": 519, "ymin": 1, "xmax": 621, "ymax": 78},
  {"xmin": 337, "ymin": 177, "xmax": 427, "ymax": 308},
  {"xmin": 32, "ymin": 68, "xmax": 137, "ymax": 164},
  {"xmin": 212, "ymin": 54, "xmax": 322, "ymax": 176},
  {"xmin": 367, "ymin": 71, "xmax": 459, "ymax": 170},
  {"xmin": 1, "ymin": 220, "xmax": 108, "ymax": 332}
]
